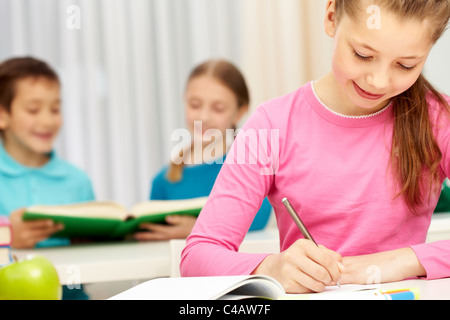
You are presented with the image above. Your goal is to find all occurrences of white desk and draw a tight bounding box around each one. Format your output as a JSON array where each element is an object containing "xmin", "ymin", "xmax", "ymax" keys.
[
  {"xmin": 10, "ymin": 213, "xmax": 450, "ymax": 287},
  {"xmin": 12, "ymin": 241, "xmax": 171, "ymax": 285},
  {"xmin": 427, "ymin": 213, "xmax": 450, "ymax": 242},
  {"xmin": 11, "ymin": 229, "xmax": 279, "ymax": 286}
]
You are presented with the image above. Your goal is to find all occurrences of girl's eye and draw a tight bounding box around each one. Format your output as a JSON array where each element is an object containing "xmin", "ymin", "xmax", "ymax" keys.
[
  {"xmin": 189, "ymin": 102, "xmax": 201, "ymax": 109},
  {"xmin": 353, "ymin": 49, "xmax": 418, "ymax": 72},
  {"xmin": 398, "ymin": 63, "xmax": 417, "ymax": 72},
  {"xmin": 213, "ymin": 104, "xmax": 226, "ymax": 113},
  {"xmin": 353, "ymin": 50, "xmax": 372, "ymax": 61}
]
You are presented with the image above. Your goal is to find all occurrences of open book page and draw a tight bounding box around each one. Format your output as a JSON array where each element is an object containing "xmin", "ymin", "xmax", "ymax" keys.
[
  {"xmin": 130, "ymin": 197, "xmax": 208, "ymax": 217},
  {"xmin": 283, "ymin": 284, "xmax": 384, "ymax": 300},
  {"xmin": 108, "ymin": 276, "xmax": 417, "ymax": 300},
  {"xmin": 26, "ymin": 201, "xmax": 127, "ymax": 219},
  {"xmin": 26, "ymin": 197, "xmax": 208, "ymax": 220},
  {"xmin": 108, "ymin": 276, "xmax": 285, "ymax": 300},
  {"xmin": 23, "ymin": 197, "xmax": 209, "ymax": 239}
]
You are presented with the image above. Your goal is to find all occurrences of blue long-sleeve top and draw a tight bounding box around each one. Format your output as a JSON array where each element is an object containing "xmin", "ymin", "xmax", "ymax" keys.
[{"xmin": 150, "ymin": 156, "xmax": 272, "ymax": 231}]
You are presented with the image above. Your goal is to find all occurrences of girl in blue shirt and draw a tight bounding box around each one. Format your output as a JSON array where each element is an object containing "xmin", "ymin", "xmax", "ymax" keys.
[
  {"xmin": 0, "ymin": 57, "xmax": 95, "ymax": 299},
  {"xmin": 135, "ymin": 59, "xmax": 272, "ymax": 241}
]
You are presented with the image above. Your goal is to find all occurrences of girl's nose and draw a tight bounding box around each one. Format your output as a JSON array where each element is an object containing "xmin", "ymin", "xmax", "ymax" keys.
[
  {"xmin": 366, "ymin": 67, "xmax": 390, "ymax": 92},
  {"xmin": 199, "ymin": 108, "xmax": 211, "ymax": 124}
]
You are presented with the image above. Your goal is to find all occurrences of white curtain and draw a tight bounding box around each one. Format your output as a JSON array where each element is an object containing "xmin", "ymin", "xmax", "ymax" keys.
[
  {"xmin": 241, "ymin": 0, "xmax": 333, "ymax": 112},
  {"xmin": 425, "ymin": 30, "xmax": 450, "ymax": 94},
  {"xmin": 0, "ymin": 0, "xmax": 243, "ymax": 207}
]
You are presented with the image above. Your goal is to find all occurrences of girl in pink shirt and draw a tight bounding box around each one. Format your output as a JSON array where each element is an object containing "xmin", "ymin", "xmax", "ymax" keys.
[{"xmin": 181, "ymin": 0, "xmax": 450, "ymax": 293}]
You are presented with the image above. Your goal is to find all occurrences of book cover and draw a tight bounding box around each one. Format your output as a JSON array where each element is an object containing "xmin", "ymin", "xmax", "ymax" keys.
[{"xmin": 23, "ymin": 197, "xmax": 208, "ymax": 239}]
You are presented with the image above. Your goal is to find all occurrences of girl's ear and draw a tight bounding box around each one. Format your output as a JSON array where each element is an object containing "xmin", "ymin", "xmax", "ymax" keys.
[{"xmin": 324, "ymin": 0, "xmax": 337, "ymax": 38}]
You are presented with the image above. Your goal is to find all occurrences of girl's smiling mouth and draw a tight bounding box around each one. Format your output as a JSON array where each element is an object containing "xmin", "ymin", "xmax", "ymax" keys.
[{"xmin": 353, "ymin": 81, "xmax": 386, "ymax": 101}]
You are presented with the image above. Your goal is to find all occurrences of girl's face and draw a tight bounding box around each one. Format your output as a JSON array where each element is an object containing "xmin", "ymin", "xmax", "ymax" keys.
[
  {"xmin": 184, "ymin": 75, "xmax": 247, "ymax": 145},
  {"xmin": 0, "ymin": 77, "xmax": 62, "ymax": 161},
  {"xmin": 324, "ymin": 2, "xmax": 434, "ymax": 115}
]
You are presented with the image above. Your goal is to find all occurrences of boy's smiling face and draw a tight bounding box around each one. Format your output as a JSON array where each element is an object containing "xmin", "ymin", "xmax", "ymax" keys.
[
  {"xmin": 322, "ymin": 1, "xmax": 435, "ymax": 116},
  {"xmin": 0, "ymin": 76, "xmax": 62, "ymax": 165}
]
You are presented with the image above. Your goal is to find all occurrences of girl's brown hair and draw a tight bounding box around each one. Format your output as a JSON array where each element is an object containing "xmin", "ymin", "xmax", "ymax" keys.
[
  {"xmin": 166, "ymin": 59, "xmax": 250, "ymax": 183},
  {"xmin": 335, "ymin": 0, "xmax": 450, "ymax": 213}
]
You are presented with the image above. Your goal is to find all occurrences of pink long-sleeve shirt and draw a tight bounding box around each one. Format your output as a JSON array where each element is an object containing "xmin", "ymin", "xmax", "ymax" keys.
[{"xmin": 181, "ymin": 82, "xmax": 450, "ymax": 280}]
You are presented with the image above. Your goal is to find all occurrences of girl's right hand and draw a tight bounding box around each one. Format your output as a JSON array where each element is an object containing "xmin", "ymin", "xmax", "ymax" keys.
[
  {"xmin": 9, "ymin": 208, "xmax": 64, "ymax": 249},
  {"xmin": 252, "ymin": 239, "xmax": 343, "ymax": 293}
]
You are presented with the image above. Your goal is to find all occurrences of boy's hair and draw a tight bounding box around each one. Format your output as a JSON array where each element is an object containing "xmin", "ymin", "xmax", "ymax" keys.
[
  {"xmin": 0, "ymin": 56, "xmax": 60, "ymax": 113},
  {"xmin": 335, "ymin": 0, "xmax": 450, "ymax": 214},
  {"xmin": 166, "ymin": 59, "xmax": 250, "ymax": 183}
]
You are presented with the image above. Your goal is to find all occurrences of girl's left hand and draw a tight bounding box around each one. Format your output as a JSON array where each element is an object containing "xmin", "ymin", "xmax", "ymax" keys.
[
  {"xmin": 133, "ymin": 215, "xmax": 197, "ymax": 241},
  {"xmin": 339, "ymin": 248, "xmax": 426, "ymax": 285}
]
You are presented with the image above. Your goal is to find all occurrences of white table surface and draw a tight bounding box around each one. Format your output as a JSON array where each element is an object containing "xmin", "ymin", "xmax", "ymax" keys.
[
  {"xmin": 427, "ymin": 213, "xmax": 450, "ymax": 242},
  {"xmin": 12, "ymin": 241, "xmax": 171, "ymax": 285},
  {"xmin": 10, "ymin": 213, "xmax": 450, "ymax": 289},
  {"xmin": 11, "ymin": 229, "xmax": 280, "ymax": 286}
]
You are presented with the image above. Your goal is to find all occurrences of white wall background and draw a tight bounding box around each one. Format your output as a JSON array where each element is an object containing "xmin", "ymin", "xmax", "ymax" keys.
[
  {"xmin": 0, "ymin": 0, "xmax": 243, "ymax": 207},
  {"xmin": 0, "ymin": 0, "xmax": 448, "ymax": 209},
  {"xmin": 425, "ymin": 29, "xmax": 450, "ymax": 94}
]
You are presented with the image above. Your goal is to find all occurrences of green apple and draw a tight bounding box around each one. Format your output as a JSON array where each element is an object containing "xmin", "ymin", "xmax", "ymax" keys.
[{"xmin": 0, "ymin": 254, "xmax": 61, "ymax": 300}]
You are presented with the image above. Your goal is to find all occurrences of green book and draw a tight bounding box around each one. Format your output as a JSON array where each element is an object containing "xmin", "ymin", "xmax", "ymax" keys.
[
  {"xmin": 435, "ymin": 180, "xmax": 450, "ymax": 213},
  {"xmin": 23, "ymin": 197, "xmax": 208, "ymax": 240}
]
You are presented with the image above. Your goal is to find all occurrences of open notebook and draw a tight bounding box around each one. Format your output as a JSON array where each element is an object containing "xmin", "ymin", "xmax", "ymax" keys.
[{"xmin": 108, "ymin": 275, "xmax": 418, "ymax": 300}]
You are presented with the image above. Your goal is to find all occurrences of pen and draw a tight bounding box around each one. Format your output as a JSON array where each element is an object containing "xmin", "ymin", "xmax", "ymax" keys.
[{"xmin": 282, "ymin": 197, "xmax": 342, "ymax": 288}]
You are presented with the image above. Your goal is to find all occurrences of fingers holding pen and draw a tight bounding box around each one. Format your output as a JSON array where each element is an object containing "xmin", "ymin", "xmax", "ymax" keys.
[
  {"xmin": 294, "ymin": 240, "xmax": 343, "ymax": 291},
  {"xmin": 279, "ymin": 198, "xmax": 342, "ymax": 289},
  {"xmin": 318, "ymin": 244, "xmax": 345, "ymax": 283},
  {"xmin": 253, "ymin": 239, "xmax": 343, "ymax": 294}
]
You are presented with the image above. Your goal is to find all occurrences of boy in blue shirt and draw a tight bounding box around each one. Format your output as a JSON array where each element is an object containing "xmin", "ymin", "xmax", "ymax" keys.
[{"xmin": 0, "ymin": 56, "xmax": 95, "ymax": 299}]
